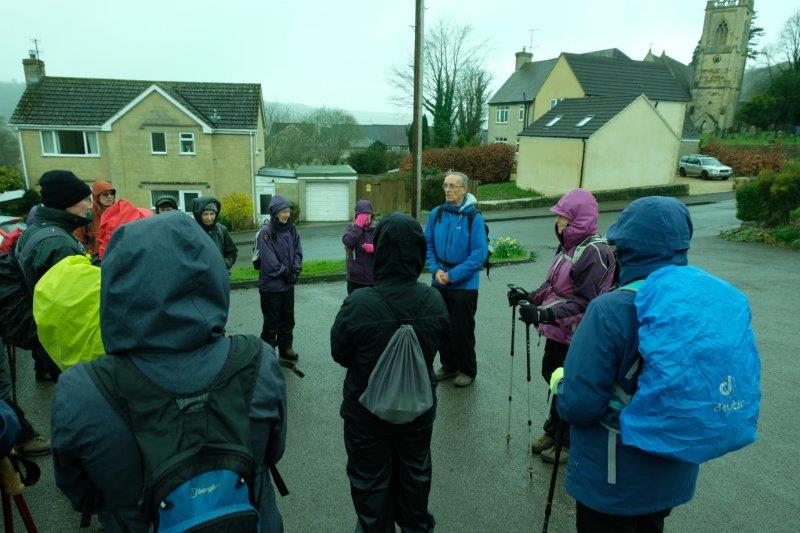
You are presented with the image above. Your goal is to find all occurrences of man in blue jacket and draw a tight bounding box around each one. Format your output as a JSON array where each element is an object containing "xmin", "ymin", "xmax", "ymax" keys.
[
  {"xmin": 555, "ymin": 197, "xmax": 699, "ymax": 532},
  {"xmin": 424, "ymin": 171, "xmax": 488, "ymax": 388}
]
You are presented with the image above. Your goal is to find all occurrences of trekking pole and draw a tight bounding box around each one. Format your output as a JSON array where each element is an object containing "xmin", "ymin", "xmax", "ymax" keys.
[
  {"xmin": 519, "ymin": 301, "xmax": 535, "ymax": 480},
  {"xmin": 505, "ymin": 284, "xmax": 518, "ymax": 447},
  {"xmin": 542, "ymin": 421, "xmax": 565, "ymax": 533}
]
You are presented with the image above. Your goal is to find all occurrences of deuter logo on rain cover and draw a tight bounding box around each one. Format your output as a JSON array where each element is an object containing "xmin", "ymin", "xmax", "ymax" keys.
[{"xmin": 715, "ymin": 375, "xmax": 744, "ymax": 413}]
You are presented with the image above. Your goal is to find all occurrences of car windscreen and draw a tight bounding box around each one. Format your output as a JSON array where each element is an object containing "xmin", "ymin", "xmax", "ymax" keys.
[{"xmin": 700, "ymin": 157, "xmax": 722, "ymax": 166}]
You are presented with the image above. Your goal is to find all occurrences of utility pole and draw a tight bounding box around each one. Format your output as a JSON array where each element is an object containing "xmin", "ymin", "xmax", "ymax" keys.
[{"xmin": 411, "ymin": 0, "xmax": 424, "ymax": 219}]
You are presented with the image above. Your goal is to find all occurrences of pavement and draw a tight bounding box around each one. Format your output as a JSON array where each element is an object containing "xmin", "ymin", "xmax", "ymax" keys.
[{"xmin": 10, "ymin": 199, "xmax": 800, "ymax": 532}]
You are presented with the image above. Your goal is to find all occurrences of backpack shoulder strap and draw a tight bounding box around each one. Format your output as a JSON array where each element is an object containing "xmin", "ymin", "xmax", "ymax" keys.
[
  {"xmin": 16, "ymin": 225, "xmax": 74, "ymax": 259},
  {"xmin": 86, "ymin": 356, "xmax": 133, "ymax": 430}
]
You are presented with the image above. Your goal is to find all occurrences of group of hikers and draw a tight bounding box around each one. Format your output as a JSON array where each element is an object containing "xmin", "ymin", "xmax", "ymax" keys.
[{"xmin": 0, "ymin": 168, "xmax": 760, "ymax": 532}]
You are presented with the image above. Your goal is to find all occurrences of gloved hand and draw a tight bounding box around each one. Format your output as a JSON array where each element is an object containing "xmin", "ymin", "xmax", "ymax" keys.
[
  {"xmin": 507, "ymin": 287, "xmax": 529, "ymax": 307},
  {"xmin": 362, "ymin": 243, "xmax": 375, "ymax": 254},
  {"xmin": 518, "ymin": 305, "xmax": 555, "ymax": 326},
  {"xmin": 355, "ymin": 213, "xmax": 370, "ymax": 228},
  {"xmin": 549, "ymin": 367, "xmax": 564, "ymax": 395},
  {"xmin": 284, "ymin": 268, "xmax": 301, "ymax": 285}
]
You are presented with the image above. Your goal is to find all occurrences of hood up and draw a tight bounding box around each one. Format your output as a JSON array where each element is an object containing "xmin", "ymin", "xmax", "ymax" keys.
[
  {"xmin": 550, "ymin": 188, "xmax": 599, "ymax": 250},
  {"xmin": 91, "ymin": 180, "xmax": 115, "ymax": 217},
  {"xmin": 192, "ymin": 196, "xmax": 221, "ymax": 228},
  {"xmin": 354, "ymin": 199, "xmax": 374, "ymax": 215},
  {"xmin": 607, "ymin": 196, "xmax": 693, "ymax": 285},
  {"xmin": 100, "ymin": 212, "xmax": 229, "ymax": 354},
  {"xmin": 373, "ymin": 213, "xmax": 426, "ymax": 283},
  {"xmin": 268, "ymin": 195, "xmax": 293, "ymax": 228},
  {"xmin": 154, "ymin": 195, "xmax": 178, "ymax": 210}
]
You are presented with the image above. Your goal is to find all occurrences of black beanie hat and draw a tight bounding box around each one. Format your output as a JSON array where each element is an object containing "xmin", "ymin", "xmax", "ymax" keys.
[{"xmin": 40, "ymin": 170, "xmax": 92, "ymax": 210}]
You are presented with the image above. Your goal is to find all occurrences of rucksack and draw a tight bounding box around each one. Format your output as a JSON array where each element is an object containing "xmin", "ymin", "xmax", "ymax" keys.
[
  {"xmin": 252, "ymin": 221, "xmax": 277, "ymax": 270},
  {"xmin": 86, "ymin": 334, "xmax": 288, "ymax": 532},
  {"xmin": 601, "ymin": 265, "xmax": 760, "ymax": 481},
  {"xmin": 432, "ymin": 205, "xmax": 493, "ymax": 278},
  {"xmin": 358, "ymin": 288, "xmax": 434, "ymax": 424},
  {"xmin": 0, "ymin": 226, "xmax": 72, "ymax": 349}
]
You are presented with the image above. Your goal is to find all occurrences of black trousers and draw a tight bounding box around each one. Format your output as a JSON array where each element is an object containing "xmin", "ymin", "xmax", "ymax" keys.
[
  {"xmin": 33, "ymin": 339, "xmax": 61, "ymax": 380},
  {"xmin": 435, "ymin": 287, "xmax": 478, "ymax": 378},
  {"xmin": 344, "ymin": 418, "xmax": 435, "ymax": 533},
  {"xmin": 259, "ymin": 288, "xmax": 295, "ymax": 350},
  {"xmin": 541, "ymin": 338, "xmax": 570, "ymax": 447},
  {"xmin": 576, "ymin": 502, "xmax": 671, "ymax": 533},
  {"xmin": 347, "ymin": 280, "xmax": 374, "ymax": 295}
]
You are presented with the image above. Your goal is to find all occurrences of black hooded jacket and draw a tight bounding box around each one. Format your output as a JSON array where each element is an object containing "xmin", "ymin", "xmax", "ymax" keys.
[
  {"xmin": 331, "ymin": 213, "xmax": 449, "ymax": 427},
  {"xmin": 192, "ymin": 196, "xmax": 238, "ymax": 270}
]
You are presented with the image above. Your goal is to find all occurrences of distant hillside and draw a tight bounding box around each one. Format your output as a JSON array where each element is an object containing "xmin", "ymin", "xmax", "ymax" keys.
[{"xmin": 0, "ymin": 81, "xmax": 25, "ymax": 121}]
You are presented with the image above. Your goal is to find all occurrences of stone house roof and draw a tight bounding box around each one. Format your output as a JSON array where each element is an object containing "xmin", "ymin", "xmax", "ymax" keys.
[
  {"xmin": 10, "ymin": 76, "xmax": 262, "ymax": 129},
  {"xmin": 520, "ymin": 95, "xmax": 640, "ymax": 139}
]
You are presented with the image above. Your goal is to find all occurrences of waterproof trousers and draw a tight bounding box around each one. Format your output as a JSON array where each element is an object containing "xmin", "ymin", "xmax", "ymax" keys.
[
  {"xmin": 434, "ymin": 287, "xmax": 478, "ymax": 378},
  {"xmin": 344, "ymin": 416, "xmax": 435, "ymax": 533},
  {"xmin": 542, "ymin": 338, "xmax": 570, "ymax": 447},
  {"xmin": 259, "ymin": 287, "xmax": 295, "ymax": 350},
  {"xmin": 576, "ymin": 502, "xmax": 671, "ymax": 533}
]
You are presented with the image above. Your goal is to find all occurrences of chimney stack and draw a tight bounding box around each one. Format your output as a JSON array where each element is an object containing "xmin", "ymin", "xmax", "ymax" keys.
[
  {"xmin": 23, "ymin": 52, "xmax": 46, "ymax": 85},
  {"xmin": 515, "ymin": 47, "xmax": 533, "ymax": 71}
]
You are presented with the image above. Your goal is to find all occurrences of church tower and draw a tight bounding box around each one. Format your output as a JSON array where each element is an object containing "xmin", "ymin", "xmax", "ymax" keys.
[{"xmin": 690, "ymin": 0, "xmax": 753, "ymax": 133}]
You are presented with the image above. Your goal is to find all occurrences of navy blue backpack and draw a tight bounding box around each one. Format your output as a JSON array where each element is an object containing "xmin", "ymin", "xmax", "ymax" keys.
[{"xmin": 87, "ymin": 335, "xmax": 287, "ymax": 532}]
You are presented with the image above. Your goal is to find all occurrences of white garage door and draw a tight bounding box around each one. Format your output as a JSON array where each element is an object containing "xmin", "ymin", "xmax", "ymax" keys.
[{"xmin": 305, "ymin": 182, "xmax": 350, "ymax": 221}]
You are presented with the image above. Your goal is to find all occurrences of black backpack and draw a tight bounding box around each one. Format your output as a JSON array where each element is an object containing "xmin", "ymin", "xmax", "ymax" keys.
[
  {"xmin": 0, "ymin": 226, "xmax": 72, "ymax": 349},
  {"xmin": 432, "ymin": 205, "xmax": 493, "ymax": 278},
  {"xmin": 86, "ymin": 335, "xmax": 288, "ymax": 532}
]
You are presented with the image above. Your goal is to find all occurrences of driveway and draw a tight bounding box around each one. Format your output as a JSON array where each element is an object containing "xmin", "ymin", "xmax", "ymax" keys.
[{"xmin": 674, "ymin": 174, "xmax": 734, "ymax": 195}]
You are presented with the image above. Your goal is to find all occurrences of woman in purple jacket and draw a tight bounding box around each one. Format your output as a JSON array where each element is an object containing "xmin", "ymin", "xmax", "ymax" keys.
[
  {"xmin": 507, "ymin": 188, "xmax": 616, "ymax": 464},
  {"xmin": 257, "ymin": 195, "xmax": 303, "ymax": 366},
  {"xmin": 342, "ymin": 200, "xmax": 376, "ymax": 294}
]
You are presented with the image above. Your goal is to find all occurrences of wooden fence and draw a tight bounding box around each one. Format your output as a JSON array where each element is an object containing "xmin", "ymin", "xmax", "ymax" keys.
[{"xmin": 357, "ymin": 175, "xmax": 479, "ymax": 215}]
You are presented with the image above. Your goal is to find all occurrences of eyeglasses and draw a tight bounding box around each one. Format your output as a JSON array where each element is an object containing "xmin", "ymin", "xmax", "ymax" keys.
[{"xmin": 442, "ymin": 184, "xmax": 465, "ymax": 190}]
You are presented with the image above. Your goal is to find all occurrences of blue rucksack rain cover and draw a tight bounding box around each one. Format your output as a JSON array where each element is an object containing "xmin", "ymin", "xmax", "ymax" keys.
[{"xmin": 620, "ymin": 265, "xmax": 761, "ymax": 464}]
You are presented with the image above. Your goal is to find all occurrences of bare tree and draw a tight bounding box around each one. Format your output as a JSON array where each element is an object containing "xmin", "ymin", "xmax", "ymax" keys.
[
  {"xmin": 777, "ymin": 8, "xmax": 800, "ymax": 72},
  {"xmin": 390, "ymin": 20, "xmax": 490, "ymax": 147},
  {"xmin": 306, "ymin": 108, "xmax": 360, "ymax": 164}
]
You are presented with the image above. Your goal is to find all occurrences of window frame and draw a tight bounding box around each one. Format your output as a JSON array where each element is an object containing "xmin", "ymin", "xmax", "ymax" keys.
[
  {"xmin": 549, "ymin": 98, "xmax": 559, "ymax": 110},
  {"xmin": 575, "ymin": 115, "xmax": 595, "ymax": 127},
  {"xmin": 545, "ymin": 115, "xmax": 563, "ymax": 127},
  {"xmin": 496, "ymin": 105, "xmax": 509, "ymax": 124},
  {"xmin": 40, "ymin": 130, "xmax": 101, "ymax": 157},
  {"xmin": 150, "ymin": 132, "xmax": 167, "ymax": 154},
  {"xmin": 518, "ymin": 104, "xmax": 525, "ymax": 122},
  {"xmin": 179, "ymin": 132, "xmax": 196, "ymax": 155},
  {"xmin": 150, "ymin": 188, "xmax": 202, "ymax": 212},
  {"xmin": 494, "ymin": 136, "xmax": 508, "ymax": 144}
]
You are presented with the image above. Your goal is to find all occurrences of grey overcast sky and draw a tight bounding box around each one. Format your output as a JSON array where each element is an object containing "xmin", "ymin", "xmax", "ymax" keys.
[{"xmin": 0, "ymin": 0, "xmax": 796, "ymax": 123}]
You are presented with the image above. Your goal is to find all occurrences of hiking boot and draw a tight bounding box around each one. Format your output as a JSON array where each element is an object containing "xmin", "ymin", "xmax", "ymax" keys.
[
  {"xmin": 435, "ymin": 367, "xmax": 458, "ymax": 382},
  {"xmin": 454, "ymin": 373, "xmax": 474, "ymax": 388},
  {"xmin": 541, "ymin": 445, "xmax": 568, "ymax": 464},
  {"xmin": 531, "ymin": 434, "xmax": 556, "ymax": 454},
  {"xmin": 279, "ymin": 347, "xmax": 299, "ymax": 363},
  {"xmin": 16, "ymin": 435, "xmax": 51, "ymax": 457}
]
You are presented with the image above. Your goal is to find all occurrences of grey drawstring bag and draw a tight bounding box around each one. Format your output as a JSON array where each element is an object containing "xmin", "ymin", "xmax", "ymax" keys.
[{"xmin": 359, "ymin": 292, "xmax": 433, "ymax": 424}]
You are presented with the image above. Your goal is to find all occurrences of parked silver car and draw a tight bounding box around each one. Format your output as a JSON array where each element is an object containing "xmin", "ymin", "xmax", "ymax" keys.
[{"xmin": 678, "ymin": 154, "xmax": 732, "ymax": 180}]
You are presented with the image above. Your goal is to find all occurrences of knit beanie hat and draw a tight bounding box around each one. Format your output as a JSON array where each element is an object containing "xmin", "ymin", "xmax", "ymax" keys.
[
  {"xmin": 202, "ymin": 202, "xmax": 219, "ymax": 214},
  {"xmin": 40, "ymin": 170, "xmax": 92, "ymax": 210}
]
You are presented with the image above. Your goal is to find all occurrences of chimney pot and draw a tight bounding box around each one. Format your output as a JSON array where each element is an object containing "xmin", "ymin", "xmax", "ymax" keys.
[
  {"xmin": 22, "ymin": 56, "xmax": 46, "ymax": 85},
  {"xmin": 515, "ymin": 48, "xmax": 533, "ymax": 71}
]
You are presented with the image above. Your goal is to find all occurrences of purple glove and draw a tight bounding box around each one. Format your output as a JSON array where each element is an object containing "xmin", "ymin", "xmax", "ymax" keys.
[
  {"xmin": 362, "ymin": 243, "xmax": 375, "ymax": 254},
  {"xmin": 355, "ymin": 213, "xmax": 370, "ymax": 228}
]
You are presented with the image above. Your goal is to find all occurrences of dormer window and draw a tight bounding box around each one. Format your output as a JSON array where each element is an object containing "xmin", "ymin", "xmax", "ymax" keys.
[
  {"xmin": 546, "ymin": 115, "xmax": 563, "ymax": 127},
  {"xmin": 576, "ymin": 115, "xmax": 595, "ymax": 127}
]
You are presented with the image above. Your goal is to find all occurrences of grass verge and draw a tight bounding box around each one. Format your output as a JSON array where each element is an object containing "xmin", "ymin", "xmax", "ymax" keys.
[
  {"xmin": 478, "ymin": 182, "xmax": 540, "ymax": 200},
  {"xmin": 231, "ymin": 248, "xmax": 535, "ymax": 283},
  {"xmin": 721, "ymin": 224, "xmax": 800, "ymax": 251}
]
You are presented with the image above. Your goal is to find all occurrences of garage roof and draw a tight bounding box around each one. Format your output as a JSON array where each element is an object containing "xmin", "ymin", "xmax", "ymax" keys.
[
  {"xmin": 520, "ymin": 95, "xmax": 639, "ymax": 139},
  {"xmin": 295, "ymin": 164, "xmax": 357, "ymax": 177}
]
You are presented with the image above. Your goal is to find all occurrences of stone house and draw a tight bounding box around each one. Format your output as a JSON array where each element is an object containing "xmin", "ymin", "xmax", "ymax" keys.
[{"xmin": 10, "ymin": 56, "xmax": 267, "ymax": 219}]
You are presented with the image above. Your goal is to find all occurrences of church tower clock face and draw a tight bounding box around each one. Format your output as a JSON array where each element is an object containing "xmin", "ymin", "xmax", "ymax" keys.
[{"xmin": 690, "ymin": 0, "xmax": 753, "ymax": 133}]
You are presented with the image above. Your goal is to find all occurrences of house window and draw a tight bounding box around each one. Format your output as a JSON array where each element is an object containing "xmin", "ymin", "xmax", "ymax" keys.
[
  {"xmin": 714, "ymin": 20, "xmax": 729, "ymax": 46},
  {"xmin": 494, "ymin": 136, "xmax": 508, "ymax": 144},
  {"xmin": 518, "ymin": 105, "xmax": 525, "ymax": 122},
  {"xmin": 496, "ymin": 106, "xmax": 509, "ymax": 124},
  {"xmin": 549, "ymin": 98, "xmax": 560, "ymax": 109},
  {"xmin": 576, "ymin": 115, "xmax": 595, "ymax": 127},
  {"xmin": 150, "ymin": 189, "xmax": 201, "ymax": 212},
  {"xmin": 546, "ymin": 115, "xmax": 563, "ymax": 127},
  {"xmin": 151, "ymin": 132, "xmax": 167, "ymax": 154},
  {"xmin": 40, "ymin": 130, "xmax": 100, "ymax": 156},
  {"xmin": 259, "ymin": 194, "xmax": 273, "ymax": 215},
  {"xmin": 179, "ymin": 133, "xmax": 195, "ymax": 154}
]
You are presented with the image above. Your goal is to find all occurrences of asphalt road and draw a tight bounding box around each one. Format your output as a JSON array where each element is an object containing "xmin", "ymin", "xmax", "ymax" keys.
[{"xmin": 11, "ymin": 199, "xmax": 800, "ymax": 532}]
